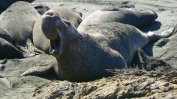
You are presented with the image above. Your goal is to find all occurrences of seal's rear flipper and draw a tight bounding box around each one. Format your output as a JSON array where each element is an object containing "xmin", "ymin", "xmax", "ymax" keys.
[
  {"xmin": 26, "ymin": 39, "xmax": 45, "ymax": 55},
  {"xmin": 147, "ymin": 28, "xmax": 174, "ymax": 42},
  {"xmin": 21, "ymin": 64, "xmax": 54, "ymax": 76}
]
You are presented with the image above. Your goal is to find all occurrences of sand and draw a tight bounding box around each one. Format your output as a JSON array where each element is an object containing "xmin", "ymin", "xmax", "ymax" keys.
[{"xmin": 0, "ymin": 0, "xmax": 177, "ymax": 98}]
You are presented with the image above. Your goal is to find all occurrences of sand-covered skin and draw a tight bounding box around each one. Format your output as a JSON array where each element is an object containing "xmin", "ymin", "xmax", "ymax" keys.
[{"xmin": 0, "ymin": 0, "xmax": 177, "ymax": 98}]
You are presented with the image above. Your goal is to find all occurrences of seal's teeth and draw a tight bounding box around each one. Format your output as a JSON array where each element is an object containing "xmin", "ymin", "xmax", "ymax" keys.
[
  {"xmin": 49, "ymin": 34, "xmax": 60, "ymax": 55},
  {"xmin": 50, "ymin": 49, "xmax": 57, "ymax": 54}
]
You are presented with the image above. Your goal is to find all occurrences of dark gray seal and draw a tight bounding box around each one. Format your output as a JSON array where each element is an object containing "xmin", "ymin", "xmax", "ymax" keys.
[
  {"xmin": 0, "ymin": 1, "xmax": 43, "ymax": 55},
  {"xmin": 33, "ymin": 6, "xmax": 82, "ymax": 53},
  {"xmin": 0, "ymin": 27, "xmax": 33, "ymax": 59},
  {"xmin": 77, "ymin": 7, "xmax": 158, "ymax": 32},
  {"xmin": 21, "ymin": 10, "xmax": 174, "ymax": 82}
]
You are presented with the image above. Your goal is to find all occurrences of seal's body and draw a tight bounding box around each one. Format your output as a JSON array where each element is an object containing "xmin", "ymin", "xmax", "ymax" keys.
[
  {"xmin": 78, "ymin": 7, "xmax": 157, "ymax": 32},
  {"xmin": 0, "ymin": 1, "xmax": 42, "ymax": 54},
  {"xmin": 22, "ymin": 10, "xmax": 173, "ymax": 82},
  {"xmin": 0, "ymin": 27, "xmax": 33, "ymax": 59}
]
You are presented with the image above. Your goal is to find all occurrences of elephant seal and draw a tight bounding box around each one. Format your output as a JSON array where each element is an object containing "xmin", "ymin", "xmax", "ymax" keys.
[
  {"xmin": 0, "ymin": 38, "xmax": 34, "ymax": 59},
  {"xmin": 0, "ymin": 1, "xmax": 43, "ymax": 54},
  {"xmin": 21, "ymin": 10, "xmax": 174, "ymax": 82},
  {"xmin": 77, "ymin": 7, "xmax": 158, "ymax": 32},
  {"xmin": 33, "ymin": 4, "xmax": 50, "ymax": 15},
  {"xmin": 0, "ymin": 27, "xmax": 33, "ymax": 59},
  {"xmin": 33, "ymin": 6, "xmax": 82, "ymax": 53}
]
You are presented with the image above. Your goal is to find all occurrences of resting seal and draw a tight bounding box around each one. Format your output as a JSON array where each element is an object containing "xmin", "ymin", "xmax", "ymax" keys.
[
  {"xmin": 33, "ymin": 4, "xmax": 50, "ymax": 15},
  {"xmin": 22, "ymin": 10, "xmax": 174, "ymax": 82},
  {"xmin": 0, "ymin": 1, "xmax": 43, "ymax": 55},
  {"xmin": 77, "ymin": 7, "xmax": 158, "ymax": 32},
  {"xmin": 0, "ymin": 27, "xmax": 33, "ymax": 59},
  {"xmin": 33, "ymin": 6, "xmax": 82, "ymax": 53}
]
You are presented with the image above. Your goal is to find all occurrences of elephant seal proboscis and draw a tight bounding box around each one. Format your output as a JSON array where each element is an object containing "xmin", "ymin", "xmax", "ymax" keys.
[
  {"xmin": 77, "ymin": 7, "xmax": 158, "ymax": 32},
  {"xmin": 21, "ymin": 10, "xmax": 174, "ymax": 82},
  {"xmin": 33, "ymin": 6, "xmax": 82, "ymax": 53}
]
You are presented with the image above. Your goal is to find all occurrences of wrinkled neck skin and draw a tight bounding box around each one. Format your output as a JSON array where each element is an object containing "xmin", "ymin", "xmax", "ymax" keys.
[
  {"xmin": 55, "ymin": 21, "xmax": 83, "ymax": 59},
  {"xmin": 55, "ymin": 30, "xmax": 126, "ymax": 82}
]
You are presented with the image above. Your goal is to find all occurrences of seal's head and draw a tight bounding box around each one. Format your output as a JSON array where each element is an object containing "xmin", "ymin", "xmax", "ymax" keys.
[
  {"xmin": 41, "ymin": 10, "xmax": 80, "ymax": 58},
  {"xmin": 148, "ymin": 10, "xmax": 158, "ymax": 19}
]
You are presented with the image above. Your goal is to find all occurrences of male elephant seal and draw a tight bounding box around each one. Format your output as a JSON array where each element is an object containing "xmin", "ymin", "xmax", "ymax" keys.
[
  {"xmin": 0, "ymin": 1, "xmax": 43, "ymax": 55},
  {"xmin": 22, "ymin": 10, "xmax": 174, "ymax": 82},
  {"xmin": 33, "ymin": 6, "xmax": 82, "ymax": 53},
  {"xmin": 0, "ymin": 27, "xmax": 33, "ymax": 59},
  {"xmin": 77, "ymin": 7, "xmax": 158, "ymax": 32}
]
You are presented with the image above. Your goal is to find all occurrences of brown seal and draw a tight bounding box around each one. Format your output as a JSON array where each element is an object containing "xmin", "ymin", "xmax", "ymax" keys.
[{"xmin": 22, "ymin": 10, "xmax": 174, "ymax": 82}]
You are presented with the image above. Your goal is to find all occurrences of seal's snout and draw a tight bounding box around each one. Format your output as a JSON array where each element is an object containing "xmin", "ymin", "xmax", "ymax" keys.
[
  {"xmin": 41, "ymin": 10, "xmax": 60, "ymax": 40},
  {"xmin": 43, "ymin": 10, "xmax": 59, "ymax": 18}
]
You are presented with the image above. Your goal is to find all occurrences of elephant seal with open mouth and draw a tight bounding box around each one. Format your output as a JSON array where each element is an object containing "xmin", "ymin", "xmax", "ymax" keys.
[
  {"xmin": 33, "ymin": 6, "xmax": 82, "ymax": 54},
  {"xmin": 22, "ymin": 10, "xmax": 174, "ymax": 82}
]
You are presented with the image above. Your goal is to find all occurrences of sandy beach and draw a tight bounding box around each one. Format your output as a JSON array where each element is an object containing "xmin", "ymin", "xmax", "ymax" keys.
[{"xmin": 0, "ymin": 0, "xmax": 177, "ymax": 98}]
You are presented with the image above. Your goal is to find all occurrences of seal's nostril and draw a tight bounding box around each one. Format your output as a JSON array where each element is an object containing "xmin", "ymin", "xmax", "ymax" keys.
[{"xmin": 46, "ymin": 11, "xmax": 54, "ymax": 16}]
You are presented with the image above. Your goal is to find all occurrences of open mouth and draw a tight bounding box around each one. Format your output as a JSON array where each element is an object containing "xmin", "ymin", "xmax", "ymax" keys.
[
  {"xmin": 41, "ymin": 11, "xmax": 64, "ymax": 57},
  {"xmin": 49, "ymin": 34, "xmax": 60, "ymax": 56}
]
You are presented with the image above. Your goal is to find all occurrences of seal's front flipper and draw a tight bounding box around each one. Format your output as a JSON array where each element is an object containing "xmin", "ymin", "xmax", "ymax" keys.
[
  {"xmin": 22, "ymin": 52, "xmax": 35, "ymax": 58},
  {"xmin": 21, "ymin": 64, "xmax": 54, "ymax": 76},
  {"xmin": 26, "ymin": 39, "xmax": 45, "ymax": 54}
]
